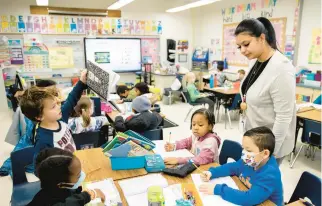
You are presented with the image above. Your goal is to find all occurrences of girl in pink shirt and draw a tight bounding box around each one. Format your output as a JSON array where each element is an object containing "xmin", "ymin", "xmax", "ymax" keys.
[{"xmin": 164, "ymin": 108, "xmax": 221, "ymax": 165}]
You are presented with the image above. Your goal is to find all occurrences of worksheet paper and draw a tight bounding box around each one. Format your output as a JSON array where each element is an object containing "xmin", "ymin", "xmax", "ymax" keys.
[
  {"xmin": 152, "ymin": 140, "xmax": 195, "ymax": 159},
  {"xmin": 191, "ymin": 174, "xmax": 239, "ymax": 206}
]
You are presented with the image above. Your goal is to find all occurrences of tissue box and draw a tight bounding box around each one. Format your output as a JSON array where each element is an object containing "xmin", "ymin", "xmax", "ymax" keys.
[
  {"xmin": 145, "ymin": 155, "xmax": 165, "ymax": 173},
  {"xmin": 110, "ymin": 156, "xmax": 146, "ymax": 170}
]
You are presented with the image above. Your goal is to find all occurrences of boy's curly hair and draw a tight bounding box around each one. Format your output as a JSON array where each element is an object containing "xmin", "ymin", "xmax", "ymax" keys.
[{"xmin": 19, "ymin": 86, "xmax": 60, "ymax": 122}]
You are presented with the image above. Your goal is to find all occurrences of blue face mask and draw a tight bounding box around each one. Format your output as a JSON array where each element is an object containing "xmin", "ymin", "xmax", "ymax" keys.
[{"xmin": 60, "ymin": 171, "xmax": 86, "ymax": 190}]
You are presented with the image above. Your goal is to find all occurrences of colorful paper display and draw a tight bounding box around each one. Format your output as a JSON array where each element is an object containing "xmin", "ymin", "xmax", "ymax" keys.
[
  {"xmin": 49, "ymin": 47, "xmax": 74, "ymax": 69},
  {"xmin": 308, "ymin": 28, "xmax": 321, "ymax": 64},
  {"xmin": 0, "ymin": 14, "xmax": 162, "ymax": 35}
]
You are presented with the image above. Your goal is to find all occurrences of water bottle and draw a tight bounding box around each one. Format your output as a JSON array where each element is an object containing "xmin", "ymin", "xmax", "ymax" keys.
[
  {"xmin": 214, "ymin": 74, "xmax": 218, "ymax": 87},
  {"xmin": 209, "ymin": 74, "xmax": 214, "ymax": 88},
  {"xmin": 224, "ymin": 58, "xmax": 228, "ymax": 69}
]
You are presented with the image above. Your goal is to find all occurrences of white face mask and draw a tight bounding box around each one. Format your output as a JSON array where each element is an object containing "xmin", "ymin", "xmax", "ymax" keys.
[{"xmin": 241, "ymin": 150, "xmax": 264, "ymax": 168}]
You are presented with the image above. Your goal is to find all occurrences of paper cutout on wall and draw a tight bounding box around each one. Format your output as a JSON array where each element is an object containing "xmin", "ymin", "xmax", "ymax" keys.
[
  {"xmin": 141, "ymin": 38, "xmax": 160, "ymax": 63},
  {"xmin": 49, "ymin": 47, "xmax": 74, "ymax": 69},
  {"xmin": 23, "ymin": 46, "xmax": 49, "ymax": 71},
  {"xmin": 8, "ymin": 39, "xmax": 23, "ymax": 65},
  {"xmin": 0, "ymin": 14, "xmax": 162, "ymax": 36},
  {"xmin": 308, "ymin": 28, "xmax": 321, "ymax": 64}
]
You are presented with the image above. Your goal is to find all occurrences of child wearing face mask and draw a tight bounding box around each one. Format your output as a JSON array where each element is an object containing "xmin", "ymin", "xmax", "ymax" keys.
[
  {"xmin": 28, "ymin": 148, "xmax": 105, "ymax": 205},
  {"xmin": 199, "ymin": 126, "xmax": 283, "ymax": 206},
  {"xmin": 164, "ymin": 108, "xmax": 221, "ymax": 165}
]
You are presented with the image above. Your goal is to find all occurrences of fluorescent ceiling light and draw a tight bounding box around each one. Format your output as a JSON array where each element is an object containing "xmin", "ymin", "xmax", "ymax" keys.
[
  {"xmin": 36, "ymin": 0, "xmax": 48, "ymax": 6},
  {"xmin": 166, "ymin": 0, "xmax": 219, "ymax": 13},
  {"xmin": 108, "ymin": 0, "xmax": 135, "ymax": 10}
]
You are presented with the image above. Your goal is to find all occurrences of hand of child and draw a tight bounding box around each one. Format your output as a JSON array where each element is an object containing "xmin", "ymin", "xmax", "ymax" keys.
[
  {"xmin": 199, "ymin": 184, "xmax": 216, "ymax": 195},
  {"xmin": 94, "ymin": 189, "xmax": 106, "ymax": 203},
  {"xmin": 164, "ymin": 157, "xmax": 178, "ymax": 165},
  {"xmin": 116, "ymin": 99, "xmax": 124, "ymax": 104},
  {"xmin": 164, "ymin": 142, "xmax": 175, "ymax": 152},
  {"xmin": 80, "ymin": 69, "xmax": 88, "ymax": 84},
  {"xmin": 200, "ymin": 171, "xmax": 212, "ymax": 182}
]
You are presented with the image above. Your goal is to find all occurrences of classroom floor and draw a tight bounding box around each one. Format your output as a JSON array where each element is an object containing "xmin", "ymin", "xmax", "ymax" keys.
[{"xmin": 0, "ymin": 102, "xmax": 320, "ymax": 205}]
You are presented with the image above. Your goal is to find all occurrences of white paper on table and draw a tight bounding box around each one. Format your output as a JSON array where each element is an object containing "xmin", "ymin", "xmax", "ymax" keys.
[
  {"xmin": 125, "ymin": 184, "xmax": 183, "ymax": 206},
  {"xmin": 152, "ymin": 140, "xmax": 195, "ymax": 159},
  {"xmin": 119, "ymin": 174, "xmax": 168, "ymax": 197},
  {"xmin": 85, "ymin": 178, "xmax": 121, "ymax": 206},
  {"xmin": 191, "ymin": 174, "xmax": 239, "ymax": 206}
]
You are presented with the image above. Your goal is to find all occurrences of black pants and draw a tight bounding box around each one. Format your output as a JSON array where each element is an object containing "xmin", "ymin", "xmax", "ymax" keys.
[{"xmin": 195, "ymin": 97, "xmax": 215, "ymax": 114}]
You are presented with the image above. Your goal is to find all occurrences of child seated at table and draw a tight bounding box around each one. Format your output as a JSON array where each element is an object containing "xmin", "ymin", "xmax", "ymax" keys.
[
  {"xmin": 183, "ymin": 72, "xmax": 215, "ymax": 114},
  {"xmin": 68, "ymin": 96, "xmax": 109, "ymax": 134},
  {"xmin": 114, "ymin": 95, "xmax": 163, "ymax": 133},
  {"xmin": 19, "ymin": 71, "xmax": 88, "ymax": 164},
  {"xmin": 237, "ymin": 69, "xmax": 246, "ymax": 81},
  {"xmin": 27, "ymin": 148, "xmax": 105, "ymax": 205},
  {"xmin": 164, "ymin": 108, "xmax": 221, "ymax": 165},
  {"xmin": 116, "ymin": 85, "xmax": 133, "ymax": 104},
  {"xmin": 199, "ymin": 127, "xmax": 283, "ymax": 206},
  {"xmin": 134, "ymin": 82, "xmax": 158, "ymax": 105}
]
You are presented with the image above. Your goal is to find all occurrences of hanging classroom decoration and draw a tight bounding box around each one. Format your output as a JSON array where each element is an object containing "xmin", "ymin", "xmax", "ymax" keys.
[
  {"xmin": 8, "ymin": 39, "xmax": 24, "ymax": 65},
  {"xmin": 308, "ymin": 28, "xmax": 321, "ymax": 64}
]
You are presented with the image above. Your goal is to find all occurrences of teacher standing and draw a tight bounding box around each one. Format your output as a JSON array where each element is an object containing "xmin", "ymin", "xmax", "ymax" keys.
[{"xmin": 235, "ymin": 17, "xmax": 296, "ymax": 164}]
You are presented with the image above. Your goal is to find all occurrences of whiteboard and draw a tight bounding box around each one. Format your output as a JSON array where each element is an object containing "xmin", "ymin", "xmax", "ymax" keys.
[{"xmin": 84, "ymin": 38, "xmax": 141, "ymax": 72}]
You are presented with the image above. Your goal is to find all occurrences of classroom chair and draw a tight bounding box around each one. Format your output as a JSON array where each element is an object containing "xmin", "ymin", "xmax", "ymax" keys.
[
  {"xmin": 288, "ymin": 171, "xmax": 321, "ymax": 206},
  {"xmin": 10, "ymin": 147, "xmax": 41, "ymax": 206},
  {"xmin": 219, "ymin": 140, "xmax": 243, "ymax": 165},
  {"xmin": 182, "ymin": 90, "xmax": 206, "ymax": 122},
  {"xmin": 290, "ymin": 119, "xmax": 321, "ymax": 168},
  {"xmin": 73, "ymin": 125, "xmax": 110, "ymax": 150},
  {"xmin": 142, "ymin": 127, "xmax": 163, "ymax": 141}
]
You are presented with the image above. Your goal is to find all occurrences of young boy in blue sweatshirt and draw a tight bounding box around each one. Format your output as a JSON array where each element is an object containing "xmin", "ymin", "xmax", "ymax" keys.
[
  {"xmin": 19, "ymin": 71, "xmax": 88, "ymax": 165},
  {"xmin": 200, "ymin": 126, "xmax": 283, "ymax": 206}
]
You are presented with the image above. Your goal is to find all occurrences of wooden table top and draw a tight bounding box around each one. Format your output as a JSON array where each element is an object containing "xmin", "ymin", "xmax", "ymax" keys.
[
  {"xmin": 285, "ymin": 200, "xmax": 305, "ymax": 206},
  {"xmin": 74, "ymin": 148, "xmax": 147, "ymax": 182},
  {"xmin": 204, "ymin": 86, "xmax": 240, "ymax": 95},
  {"xmin": 105, "ymin": 110, "xmax": 120, "ymax": 122},
  {"xmin": 297, "ymin": 108, "xmax": 321, "ymax": 122},
  {"xmin": 76, "ymin": 148, "xmax": 275, "ymax": 206}
]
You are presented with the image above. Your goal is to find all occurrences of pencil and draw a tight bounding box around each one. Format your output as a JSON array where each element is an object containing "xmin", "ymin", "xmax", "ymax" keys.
[
  {"xmin": 192, "ymin": 162, "xmax": 204, "ymax": 173},
  {"xmin": 168, "ymin": 132, "xmax": 172, "ymax": 143}
]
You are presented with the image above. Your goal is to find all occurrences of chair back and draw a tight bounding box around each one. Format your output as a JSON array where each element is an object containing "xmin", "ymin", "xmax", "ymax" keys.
[
  {"xmin": 228, "ymin": 94, "xmax": 242, "ymax": 110},
  {"xmin": 289, "ymin": 171, "xmax": 321, "ymax": 206},
  {"xmin": 219, "ymin": 140, "xmax": 243, "ymax": 165},
  {"xmin": 302, "ymin": 120, "xmax": 321, "ymax": 146},
  {"xmin": 11, "ymin": 147, "xmax": 34, "ymax": 185},
  {"xmin": 142, "ymin": 128, "xmax": 163, "ymax": 141},
  {"xmin": 73, "ymin": 131, "xmax": 101, "ymax": 150},
  {"xmin": 90, "ymin": 97, "xmax": 101, "ymax": 117},
  {"xmin": 182, "ymin": 90, "xmax": 193, "ymax": 104}
]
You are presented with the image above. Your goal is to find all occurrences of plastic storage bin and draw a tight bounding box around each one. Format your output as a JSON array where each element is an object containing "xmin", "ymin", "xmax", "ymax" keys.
[
  {"xmin": 110, "ymin": 156, "xmax": 146, "ymax": 170},
  {"xmin": 306, "ymin": 73, "xmax": 315, "ymax": 80}
]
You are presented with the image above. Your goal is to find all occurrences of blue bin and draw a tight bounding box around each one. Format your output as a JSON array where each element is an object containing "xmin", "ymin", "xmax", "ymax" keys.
[
  {"xmin": 110, "ymin": 156, "xmax": 146, "ymax": 170},
  {"xmin": 307, "ymin": 73, "xmax": 315, "ymax": 80}
]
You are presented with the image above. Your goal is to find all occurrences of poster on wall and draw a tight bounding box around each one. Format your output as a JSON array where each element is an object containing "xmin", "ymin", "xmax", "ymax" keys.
[
  {"xmin": 8, "ymin": 39, "xmax": 24, "ymax": 65},
  {"xmin": 49, "ymin": 47, "xmax": 74, "ymax": 69},
  {"xmin": 210, "ymin": 38, "xmax": 222, "ymax": 60},
  {"xmin": 177, "ymin": 40, "xmax": 189, "ymax": 53},
  {"xmin": 308, "ymin": 28, "xmax": 321, "ymax": 64},
  {"xmin": 0, "ymin": 36, "xmax": 11, "ymax": 66}
]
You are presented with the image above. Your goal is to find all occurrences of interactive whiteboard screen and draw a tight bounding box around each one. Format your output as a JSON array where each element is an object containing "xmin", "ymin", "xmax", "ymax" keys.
[{"xmin": 84, "ymin": 38, "xmax": 141, "ymax": 72}]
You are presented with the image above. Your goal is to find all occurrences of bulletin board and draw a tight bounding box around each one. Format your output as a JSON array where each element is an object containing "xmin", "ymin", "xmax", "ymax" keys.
[
  {"xmin": 222, "ymin": 17, "xmax": 287, "ymax": 66},
  {"xmin": 141, "ymin": 38, "xmax": 160, "ymax": 63}
]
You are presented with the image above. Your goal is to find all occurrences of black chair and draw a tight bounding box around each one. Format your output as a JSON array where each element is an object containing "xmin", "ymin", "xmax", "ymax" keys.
[
  {"xmin": 11, "ymin": 147, "xmax": 41, "ymax": 206},
  {"xmin": 142, "ymin": 128, "xmax": 163, "ymax": 141},
  {"xmin": 288, "ymin": 171, "xmax": 321, "ymax": 206},
  {"xmin": 182, "ymin": 90, "xmax": 206, "ymax": 122},
  {"xmin": 219, "ymin": 140, "xmax": 243, "ymax": 165},
  {"xmin": 73, "ymin": 125, "xmax": 110, "ymax": 150},
  {"xmin": 90, "ymin": 97, "xmax": 102, "ymax": 117}
]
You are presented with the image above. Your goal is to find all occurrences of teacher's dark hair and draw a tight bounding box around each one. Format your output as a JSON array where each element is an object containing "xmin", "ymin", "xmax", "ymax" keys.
[{"xmin": 234, "ymin": 17, "xmax": 278, "ymax": 50}]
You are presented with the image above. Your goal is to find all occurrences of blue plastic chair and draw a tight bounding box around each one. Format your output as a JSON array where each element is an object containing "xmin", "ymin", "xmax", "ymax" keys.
[
  {"xmin": 288, "ymin": 171, "xmax": 321, "ymax": 206},
  {"xmin": 143, "ymin": 128, "xmax": 163, "ymax": 141},
  {"xmin": 290, "ymin": 119, "xmax": 321, "ymax": 168},
  {"xmin": 182, "ymin": 90, "xmax": 206, "ymax": 122},
  {"xmin": 219, "ymin": 140, "xmax": 243, "ymax": 165},
  {"xmin": 313, "ymin": 95, "xmax": 321, "ymax": 105},
  {"xmin": 11, "ymin": 147, "xmax": 41, "ymax": 206}
]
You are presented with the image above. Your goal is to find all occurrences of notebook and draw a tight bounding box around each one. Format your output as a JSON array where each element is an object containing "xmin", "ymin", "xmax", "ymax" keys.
[
  {"xmin": 191, "ymin": 174, "xmax": 238, "ymax": 206},
  {"xmin": 152, "ymin": 140, "xmax": 195, "ymax": 159},
  {"xmin": 83, "ymin": 178, "xmax": 122, "ymax": 206}
]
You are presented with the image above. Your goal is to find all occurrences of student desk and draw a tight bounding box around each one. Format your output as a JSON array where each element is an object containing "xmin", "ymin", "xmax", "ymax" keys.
[
  {"xmin": 75, "ymin": 148, "xmax": 275, "ymax": 206},
  {"xmin": 285, "ymin": 200, "xmax": 305, "ymax": 206},
  {"xmin": 203, "ymin": 87, "xmax": 240, "ymax": 129},
  {"xmin": 290, "ymin": 108, "xmax": 322, "ymax": 167}
]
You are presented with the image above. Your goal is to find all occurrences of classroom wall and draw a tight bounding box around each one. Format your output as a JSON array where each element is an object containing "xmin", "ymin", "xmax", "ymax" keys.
[
  {"xmin": 190, "ymin": 0, "xmax": 314, "ymax": 72},
  {"xmin": 296, "ymin": 0, "xmax": 321, "ymax": 72}
]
